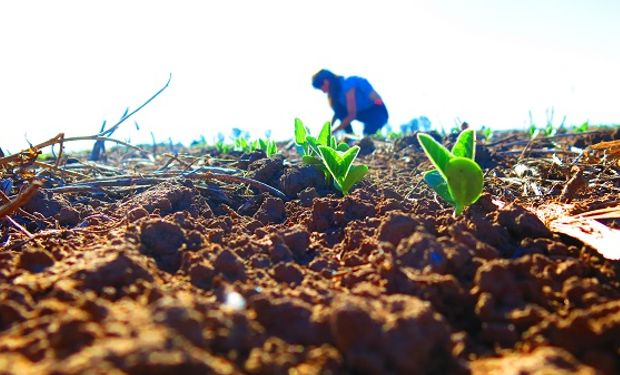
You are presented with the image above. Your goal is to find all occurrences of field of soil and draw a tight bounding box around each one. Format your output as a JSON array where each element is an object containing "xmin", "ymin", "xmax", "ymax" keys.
[{"xmin": 1, "ymin": 128, "xmax": 619, "ymax": 374}]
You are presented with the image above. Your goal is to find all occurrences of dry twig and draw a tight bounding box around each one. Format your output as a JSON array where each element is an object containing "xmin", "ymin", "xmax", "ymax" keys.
[{"xmin": 0, "ymin": 181, "xmax": 42, "ymax": 220}]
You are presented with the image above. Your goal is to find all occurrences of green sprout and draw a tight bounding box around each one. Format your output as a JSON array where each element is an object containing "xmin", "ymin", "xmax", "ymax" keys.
[
  {"xmin": 215, "ymin": 140, "xmax": 233, "ymax": 154},
  {"xmin": 387, "ymin": 130, "xmax": 402, "ymax": 141},
  {"xmin": 294, "ymin": 118, "xmax": 310, "ymax": 155},
  {"xmin": 318, "ymin": 145, "xmax": 368, "ymax": 196},
  {"xmin": 416, "ymin": 128, "xmax": 484, "ymax": 216},
  {"xmin": 252, "ymin": 138, "xmax": 278, "ymax": 157},
  {"xmin": 234, "ymin": 136, "xmax": 252, "ymax": 152},
  {"xmin": 479, "ymin": 126, "xmax": 493, "ymax": 141},
  {"xmin": 575, "ymin": 121, "xmax": 589, "ymax": 133},
  {"xmin": 294, "ymin": 118, "xmax": 367, "ymax": 195}
]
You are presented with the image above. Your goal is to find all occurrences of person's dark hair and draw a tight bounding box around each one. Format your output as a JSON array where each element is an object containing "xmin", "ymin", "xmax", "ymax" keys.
[
  {"xmin": 312, "ymin": 69, "xmax": 337, "ymax": 89},
  {"xmin": 312, "ymin": 69, "xmax": 346, "ymax": 120}
]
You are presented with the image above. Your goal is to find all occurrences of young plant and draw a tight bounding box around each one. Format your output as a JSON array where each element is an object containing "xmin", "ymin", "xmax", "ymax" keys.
[
  {"xmin": 416, "ymin": 128, "xmax": 484, "ymax": 216},
  {"xmin": 215, "ymin": 140, "xmax": 233, "ymax": 154},
  {"xmin": 387, "ymin": 130, "xmax": 402, "ymax": 141},
  {"xmin": 252, "ymin": 138, "xmax": 278, "ymax": 157},
  {"xmin": 294, "ymin": 118, "xmax": 367, "ymax": 195},
  {"xmin": 318, "ymin": 145, "xmax": 368, "ymax": 195},
  {"xmin": 234, "ymin": 136, "xmax": 252, "ymax": 153},
  {"xmin": 574, "ymin": 121, "xmax": 589, "ymax": 133},
  {"xmin": 294, "ymin": 118, "xmax": 310, "ymax": 155},
  {"xmin": 295, "ymin": 118, "xmax": 350, "ymax": 156},
  {"xmin": 479, "ymin": 126, "xmax": 493, "ymax": 141}
]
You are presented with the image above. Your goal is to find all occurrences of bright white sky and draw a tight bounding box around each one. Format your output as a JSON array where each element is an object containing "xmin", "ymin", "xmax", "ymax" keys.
[{"xmin": 1, "ymin": 0, "xmax": 619, "ymax": 152}]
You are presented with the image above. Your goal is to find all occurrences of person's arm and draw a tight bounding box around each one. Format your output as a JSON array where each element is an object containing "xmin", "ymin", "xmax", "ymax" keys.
[{"xmin": 332, "ymin": 88, "xmax": 357, "ymax": 132}]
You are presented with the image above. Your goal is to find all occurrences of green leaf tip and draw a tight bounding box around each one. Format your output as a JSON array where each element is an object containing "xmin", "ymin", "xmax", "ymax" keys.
[
  {"xmin": 416, "ymin": 133, "xmax": 452, "ymax": 176},
  {"xmin": 451, "ymin": 128, "xmax": 476, "ymax": 160},
  {"xmin": 318, "ymin": 145, "xmax": 365, "ymax": 195},
  {"xmin": 294, "ymin": 118, "xmax": 307, "ymax": 145}
]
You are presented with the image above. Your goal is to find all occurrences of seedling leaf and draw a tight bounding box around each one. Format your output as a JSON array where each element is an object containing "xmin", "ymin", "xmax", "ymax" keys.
[
  {"xmin": 341, "ymin": 164, "xmax": 368, "ymax": 195},
  {"xmin": 318, "ymin": 145, "xmax": 345, "ymax": 179},
  {"xmin": 418, "ymin": 130, "xmax": 485, "ymax": 216},
  {"xmin": 416, "ymin": 133, "xmax": 453, "ymax": 176},
  {"xmin": 267, "ymin": 140, "xmax": 277, "ymax": 156},
  {"xmin": 451, "ymin": 128, "xmax": 476, "ymax": 159},
  {"xmin": 306, "ymin": 136, "xmax": 320, "ymax": 155},
  {"xmin": 423, "ymin": 170, "xmax": 454, "ymax": 204},
  {"xmin": 318, "ymin": 145, "xmax": 361, "ymax": 193},
  {"xmin": 318, "ymin": 121, "xmax": 331, "ymax": 146},
  {"xmin": 294, "ymin": 118, "xmax": 307, "ymax": 145},
  {"xmin": 444, "ymin": 157, "xmax": 484, "ymax": 215},
  {"xmin": 302, "ymin": 155, "xmax": 323, "ymax": 165},
  {"xmin": 336, "ymin": 142, "xmax": 349, "ymax": 151}
]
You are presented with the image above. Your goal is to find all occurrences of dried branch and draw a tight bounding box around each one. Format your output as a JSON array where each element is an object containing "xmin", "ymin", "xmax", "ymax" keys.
[
  {"xmin": 0, "ymin": 133, "xmax": 149, "ymax": 169},
  {"xmin": 0, "ymin": 181, "xmax": 42, "ymax": 220},
  {"xmin": 44, "ymin": 170, "xmax": 288, "ymax": 200},
  {"xmin": 186, "ymin": 172, "xmax": 287, "ymax": 200},
  {"xmin": 90, "ymin": 74, "xmax": 172, "ymax": 161},
  {"xmin": 100, "ymin": 74, "xmax": 172, "ymax": 138},
  {"xmin": 32, "ymin": 161, "xmax": 90, "ymax": 179},
  {"xmin": 4, "ymin": 215, "xmax": 34, "ymax": 239}
]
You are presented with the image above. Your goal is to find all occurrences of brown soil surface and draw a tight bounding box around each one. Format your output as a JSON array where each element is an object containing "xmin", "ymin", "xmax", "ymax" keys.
[{"xmin": 1, "ymin": 128, "xmax": 620, "ymax": 374}]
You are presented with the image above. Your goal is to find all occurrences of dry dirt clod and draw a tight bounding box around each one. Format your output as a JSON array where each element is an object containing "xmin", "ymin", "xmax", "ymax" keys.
[
  {"xmin": 560, "ymin": 166, "xmax": 588, "ymax": 203},
  {"xmin": 17, "ymin": 247, "xmax": 55, "ymax": 273},
  {"xmin": 254, "ymin": 197, "xmax": 286, "ymax": 225},
  {"xmin": 140, "ymin": 219, "xmax": 185, "ymax": 255}
]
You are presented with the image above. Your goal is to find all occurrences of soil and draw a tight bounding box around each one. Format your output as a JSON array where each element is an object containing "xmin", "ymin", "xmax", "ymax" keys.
[{"xmin": 1, "ymin": 128, "xmax": 620, "ymax": 374}]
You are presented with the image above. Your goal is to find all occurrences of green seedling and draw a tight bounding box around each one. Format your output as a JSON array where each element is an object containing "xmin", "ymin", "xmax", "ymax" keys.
[
  {"xmin": 295, "ymin": 118, "xmax": 349, "ymax": 180},
  {"xmin": 479, "ymin": 126, "xmax": 493, "ymax": 141},
  {"xmin": 234, "ymin": 136, "xmax": 252, "ymax": 153},
  {"xmin": 294, "ymin": 118, "xmax": 366, "ymax": 194},
  {"xmin": 294, "ymin": 118, "xmax": 309, "ymax": 155},
  {"xmin": 543, "ymin": 123, "xmax": 556, "ymax": 137},
  {"xmin": 295, "ymin": 119, "xmax": 350, "ymax": 156},
  {"xmin": 318, "ymin": 145, "xmax": 368, "ymax": 195},
  {"xmin": 252, "ymin": 138, "xmax": 278, "ymax": 157},
  {"xmin": 417, "ymin": 128, "xmax": 483, "ymax": 216},
  {"xmin": 387, "ymin": 130, "xmax": 402, "ymax": 141},
  {"xmin": 215, "ymin": 140, "xmax": 233, "ymax": 154},
  {"xmin": 575, "ymin": 121, "xmax": 589, "ymax": 133},
  {"xmin": 528, "ymin": 123, "xmax": 539, "ymax": 139}
]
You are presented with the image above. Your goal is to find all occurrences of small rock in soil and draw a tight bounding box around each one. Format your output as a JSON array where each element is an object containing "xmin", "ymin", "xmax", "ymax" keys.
[
  {"xmin": 140, "ymin": 219, "xmax": 185, "ymax": 255},
  {"xmin": 299, "ymin": 187, "xmax": 319, "ymax": 207},
  {"xmin": 18, "ymin": 247, "xmax": 55, "ymax": 273},
  {"xmin": 280, "ymin": 165, "xmax": 327, "ymax": 198},
  {"xmin": 497, "ymin": 203, "xmax": 552, "ymax": 240},
  {"xmin": 254, "ymin": 197, "xmax": 286, "ymax": 224},
  {"xmin": 22, "ymin": 190, "xmax": 63, "ymax": 218},
  {"xmin": 57, "ymin": 206, "xmax": 80, "ymax": 227},
  {"xmin": 247, "ymin": 155, "xmax": 284, "ymax": 184},
  {"xmin": 272, "ymin": 262, "xmax": 304, "ymax": 285},
  {"xmin": 213, "ymin": 249, "xmax": 246, "ymax": 281},
  {"xmin": 281, "ymin": 225, "xmax": 311, "ymax": 258},
  {"xmin": 355, "ymin": 137, "xmax": 375, "ymax": 156},
  {"xmin": 377, "ymin": 211, "xmax": 421, "ymax": 246}
]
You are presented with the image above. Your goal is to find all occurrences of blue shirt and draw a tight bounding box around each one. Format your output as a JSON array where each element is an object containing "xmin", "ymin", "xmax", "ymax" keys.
[{"xmin": 335, "ymin": 76, "xmax": 377, "ymax": 113}]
